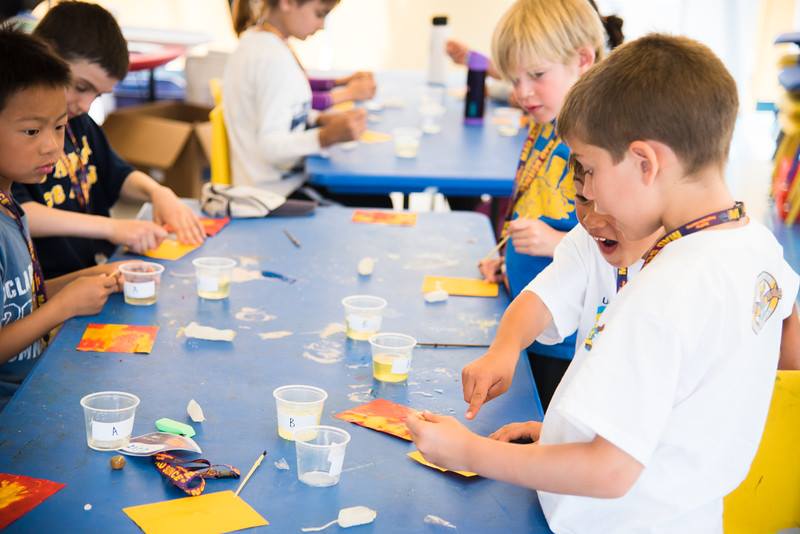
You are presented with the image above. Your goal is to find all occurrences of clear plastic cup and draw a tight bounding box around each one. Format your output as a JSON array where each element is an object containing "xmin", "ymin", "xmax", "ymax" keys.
[
  {"xmin": 192, "ymin": 257, "xmax": 236, "ymax": 300},
  {"xmin": 419, "ymin": 102, "xmax": 446, "ymax": 134},
  {"xmin": 273, "ymin": 385, "xmax": 328, "ymax": 441},
  {"xmin": 493, "ymin": 106, "xmax": 523, "ymax": 137},
  {"xmin": 369, "ymin": 333, "xmax": 416, "ymax": 383},
  {"xmin": 341, "ymin": 295, "xmax": 387, "ymax": 341},
  {"xmin": 295, "ymin": 426, "xmax": 351, "ymax": 487},
  {"xmin": 80, "ymin": 391, "xmax": 140, "ymax": 451},
  {"xmin": 119, "ymin": 262, "xmax": 164, "ymax": 306},
  {"xmin": 393, "ymin": 127, "xmax": 422, "ymax": 158}
]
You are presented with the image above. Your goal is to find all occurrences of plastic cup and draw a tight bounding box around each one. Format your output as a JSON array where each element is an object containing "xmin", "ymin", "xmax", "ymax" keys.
[
  {"xmin": 419, "ymin": 102, "xmax": 446, "ymax": 134},
  {"xmin": 369, "ymin": 333, "xmax": 416, "ymax": 383},
  {"xmin": 119, "ymin": 262, "xmax": 164, "ymax": 306},
  {"xmin": 493, "ymin": 106, "xmax": 522, "ymax": 136},
  {"xmin": 295, "ymin": 426, "xmax": 351, "ymax": 487},
  {"xmin": 393, "ymin": 127, "xmax": 422, "ymax": 158},
  {"xmin": 341, "ymin": 295, "xmax": 387, "ymax": 341},
  {"xmin": 192, "ymin": 257, "xmax": 236, "ymax": 300},
  {"xmin": 273, "ymin": 385, "xmax": 328, "ymax": 441},
  {"xmin": 80, "ymin": 391, "xmax": 140, "ymax": 451}
]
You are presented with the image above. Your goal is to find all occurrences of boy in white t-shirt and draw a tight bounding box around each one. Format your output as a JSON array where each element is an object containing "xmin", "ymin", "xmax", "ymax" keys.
[{"xmin": 407, "ymin": 34, "xmax": 800, "ymax": 533}]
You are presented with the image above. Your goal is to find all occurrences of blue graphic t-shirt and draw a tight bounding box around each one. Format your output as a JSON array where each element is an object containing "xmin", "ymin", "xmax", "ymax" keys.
[
  {"xmin": 505, "ymin": 121, "xmax": 578, "ymax": 359},
  {"xmin": 0, "ymin": 207, "xmax": 43, "ymax": 411}
]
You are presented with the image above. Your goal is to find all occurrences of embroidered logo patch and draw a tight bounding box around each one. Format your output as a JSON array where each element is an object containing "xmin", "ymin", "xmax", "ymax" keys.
[{"xmin": 752, "ymin": 271, "xmax": 782, "ymax": 333}]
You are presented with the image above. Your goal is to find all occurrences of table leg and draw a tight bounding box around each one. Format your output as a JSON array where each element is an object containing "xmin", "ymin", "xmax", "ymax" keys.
[{"xmin": 148, "ymin": 68, "xmax": 156, "ymax": 101}]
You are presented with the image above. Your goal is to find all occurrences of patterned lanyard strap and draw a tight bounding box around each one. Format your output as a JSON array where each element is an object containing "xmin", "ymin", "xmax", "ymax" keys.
[
  {"xmin": 504, "ymin": 124, "xmax": 561, "ymax": 224},
  {"xmin": 153, "ymin": 453, "xmax": 240, "ymax": 496},
  {"xmin": 63, "ymin": 123, "xmax": 89, "ymax": 210},
  {"xmin": 616, "ymin": 267, "xmax": 628, "ymax": 292},
  {"xmin": 0, "ymin": 190, "xmax": 47, "ymax": 306},
  {"xmin": 642, "ymin": 201, "xmax": 746, "ymax": 268}
]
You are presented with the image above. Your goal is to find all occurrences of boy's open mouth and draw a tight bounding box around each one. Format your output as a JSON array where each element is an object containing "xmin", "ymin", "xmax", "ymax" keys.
[{"xmin": 593, "ymin": 236, "xmax": 619, "ymax": 253}]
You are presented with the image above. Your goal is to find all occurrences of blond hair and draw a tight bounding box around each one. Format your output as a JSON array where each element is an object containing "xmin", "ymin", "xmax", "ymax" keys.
[
  {"xmin": 492, "ymin": 0, "xmax": 607, "ymax": 80},
  {"xmin": 558, "ymin": 34, "xmax": 738, "ymax": 175}
]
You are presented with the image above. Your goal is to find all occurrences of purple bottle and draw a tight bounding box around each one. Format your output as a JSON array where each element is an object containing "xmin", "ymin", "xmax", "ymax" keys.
[{"xmin": 464, "ymin": 51, "xmax": 489, "ymax": 125}]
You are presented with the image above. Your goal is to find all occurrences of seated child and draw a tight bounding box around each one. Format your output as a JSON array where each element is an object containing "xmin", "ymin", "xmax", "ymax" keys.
[
  {"xmin": 0, "ymin": 27, "xmax": 121, "ymax": 411},
  {"xmin": 408, "ymin": 34, "xmax": 800, "ymax": 532},
  {"xmin": 12, "ymin": 1, "xmax": 205, "ymax": 279},
  {"xmin": 225, "ymin": 0, "xmax": 373, "ymax": 185}
]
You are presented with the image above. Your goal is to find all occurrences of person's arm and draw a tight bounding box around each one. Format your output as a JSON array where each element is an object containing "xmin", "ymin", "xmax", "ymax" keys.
[
  {"xmin": 44, "ymin": 262, "xmax": 122, "ymax": 296},
  {"xmin": 119, "ymin": 171, "xmax": 204, "ymax": 245},
  {"xmin": 508, "ymin": 217, "xmax": 567, "ymax": 257},
  {"xmin": 407, "ymin": 412, "xmax": 642, "ymax": 498},
  {"xmin": 779, "ymin": 304, "xmax": 800, "ymax": 370}
]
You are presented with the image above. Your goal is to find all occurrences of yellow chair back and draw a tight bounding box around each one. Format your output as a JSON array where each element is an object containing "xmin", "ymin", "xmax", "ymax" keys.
[
  {"xmin": 209, "ymin": 105, "xmax": 231, "ymax": 185},
  {"xmin": 209, "ymin": 77, "xmax": 223, "ymax": 107}
]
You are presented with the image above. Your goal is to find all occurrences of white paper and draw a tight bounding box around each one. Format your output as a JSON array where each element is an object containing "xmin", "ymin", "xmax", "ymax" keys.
[
  {"xmin": 187, "ymin": 399, "xmax": 206, "ymax": 422},
  {"xmin": 346, "ymin": 314, "xmax": 381, "ymax": 333},
  {"xmin": 91, "ymin": 417, "xmax": 134, "ymax": 441},
  {"xmin": 278, "ymin": 413, "xmax": 317, "ymax": 436},
  {"xmin": 196, "ymin": 275, "xmax": 219, "ymax": 292},
  {"xmin": 391, "ymin": 357, "xmax": 410, "ymax": 374},
  {"xmin": 183, "ymin": 322, "xmax": 236, "ymax": 342},
  {"xmin": 328, "ymin": 447, "xmax": 345, "ymax": 477},
  {"xmin": 124, "ymin": 281, "xmax": 155, "ymax": 299}
]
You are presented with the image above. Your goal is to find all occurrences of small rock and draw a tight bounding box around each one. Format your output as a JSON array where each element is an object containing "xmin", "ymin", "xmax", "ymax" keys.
[{"xmin": 110, "ymin": 455, "xmax": 126, "ymax": 470}]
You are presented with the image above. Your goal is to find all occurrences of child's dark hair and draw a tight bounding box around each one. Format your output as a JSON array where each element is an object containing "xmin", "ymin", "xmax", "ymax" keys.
[
  {"xmin": 586, "ymin": 0, "xmax": 624, "ymax": 49},
  {"xmin": 34, "ymin": 1, "xmax": 128, "ymax": 81},
  {"xmin": 0, "ymin": 25, "xmax": 71, "ymax": 113}
]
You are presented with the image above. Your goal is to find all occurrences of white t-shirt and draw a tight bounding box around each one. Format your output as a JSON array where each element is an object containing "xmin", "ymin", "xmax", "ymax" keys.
[
  {"xmin": 538, "ymin": 220, "xmax": 799, "ymax": 534},
  {"xmin": 223, "ymin": 29, "xmax": 321, "ymax": 185},
  {"xmin": 524, "ymin": 224, "xmax": 643, "ymax": 353}
]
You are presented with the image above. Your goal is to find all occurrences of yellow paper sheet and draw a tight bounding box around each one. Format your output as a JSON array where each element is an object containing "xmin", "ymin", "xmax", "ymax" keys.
[
  {"xmin": 421, "ymin": 276, "xmax": 498, "ymax": 297},
  {"xmin": 360, "ymin": 130, "xmax": 392, "ymax": 144},
  {"xmin": 331, "ymin": 100, "xmax": 355, "ymax": 112},
  {"xmin": 407, "ymin": 451, "xmax": 477, "ymax": 477},
  {"xmin": 142, "ymin": 239, "xmax": 200, "ymax": 261},
  {"xmin": 123, "ymin": 491, "xmax": 268, "ymax": 534}
]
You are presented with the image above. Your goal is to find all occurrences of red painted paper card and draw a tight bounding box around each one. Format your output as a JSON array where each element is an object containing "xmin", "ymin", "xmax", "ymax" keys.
[
  {"xmin": 335, "ymin": 399, "xmax": 413, "ymax": 440},
  {"xmin": 201, "ymin": 217, "xmax": 230, "ymax": 237},
  {"xmin": 351, "ymin": 210, "xmax": 417, "ymax": 227},
  {"xmin": 77, "ymin": 324, "xmax": 159, "ymax": 354},
  {"xmin": 0, "ymin": 473, "xmax": 64, "ymax": 529}
]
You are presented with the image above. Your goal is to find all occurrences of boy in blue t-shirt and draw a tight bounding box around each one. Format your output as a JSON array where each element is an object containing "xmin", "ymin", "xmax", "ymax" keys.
[{"xmin": 0, "ymin": 27, "xmax": 121, "ymax": 411}]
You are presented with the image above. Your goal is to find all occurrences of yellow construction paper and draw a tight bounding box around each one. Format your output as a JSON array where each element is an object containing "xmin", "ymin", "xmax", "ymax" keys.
[
  {"xmin": 142, "ymin": 239, "xmax": 200, "ymax": 261},
  {"xmin": 331, "ymin": 100, "xmax": 355, "ymax": 112},
  {"xmin": 123, "ymin": 491, "xmax": 268, "ymax": 534},
  {"xmin": 407, "ymin": 451, "xmax": 477, "ymax": 477},
  {"xmin": 360, "ymin": 130, "xmax": 392, "ymax": 144},
  {"xmin": 421, "ymin": 276, "xmax": 498, "ymax": 297}
]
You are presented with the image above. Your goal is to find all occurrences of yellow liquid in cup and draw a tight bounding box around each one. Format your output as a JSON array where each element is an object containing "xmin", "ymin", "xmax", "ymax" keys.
[
  {"xmin": 372, "ymin": 353, "xmax": 409, "ymax": 383},
  {"xmin": 197, "ymin": 280, "xmax": 231, "ymax": 300},
  {"xmin": 124, "ymin": 294, "xmax": 157, "ymax": 306},
  {"xmin": 277, "ymin": 408, "xmax": 321, "ymax": 440},
  {"xmin": 347, "ymin": 326, "xmax": 376, "ymax": 341}
]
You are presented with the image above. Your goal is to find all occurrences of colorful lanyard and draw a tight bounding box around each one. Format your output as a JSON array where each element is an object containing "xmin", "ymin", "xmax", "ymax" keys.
[
  {"xmin": 0, "ymin": 190, "xmax": 47, "ymax": 307},
  {"xmin": 63, "ymin": 123, "xmax": 89, "ymax": 210},
  {"xmin": 615, "ymin": 267, "xmax": 628, "ymax": 292},
  {"xmin": 153, "ymin": 453, "xmax": 240, "ymax": 496},
  {"xmin": 642, "ymin": 201, "xmax": 746, "ymax": 267}
]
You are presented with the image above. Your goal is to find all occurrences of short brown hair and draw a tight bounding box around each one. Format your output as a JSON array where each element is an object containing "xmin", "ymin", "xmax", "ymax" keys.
[
  {"xmin": 558, "ymin": 34, "xmax": 738, "ymax": 175},
  {"xmin": 231, "ymin": 0, "xmax": 340, "ymax": 36}
]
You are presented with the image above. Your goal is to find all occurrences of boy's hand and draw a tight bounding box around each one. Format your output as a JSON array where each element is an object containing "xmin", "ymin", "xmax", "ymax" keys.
[
  {"xmin": 108, "ymin": 219, "xmax": 168, "ymax": 254},
  {"xmin": 344, "ymin": 74, "xmax": 376, "ymax": 101},
  {"xmin": 477, "ymin": 257, "xmax": 503, "ymax": 283},
  {"xmin": 53, "ymin": 274, "xmax": 119, "ymax": 318},
  {"xmin": 151, "ymin": 186, "xmax": 205, "ymax": 245},
  {"xmin": 94, "ymin": 262, "xmax": 125, "ymax": 292},
  {"xmin": 319, "ymin": 109, "xmax": 368, "ymax": 146},
  {"xmin": 445, "ymin": 39, "xmax": 470, "ymax": 65},
  {"xmin": 406, "ymin": 411, "xmax": 476, "ymax": 472},
  {"xmin": 489, "ymin": 421, "xmax": 542, "ymax": 443},
  {"xmin": 462, "ymin": 349, "xmax": 517, "ymax": 419},
  {"xmin": 508, "ymin": 218, "xmax": 562, "ymax": 257}
]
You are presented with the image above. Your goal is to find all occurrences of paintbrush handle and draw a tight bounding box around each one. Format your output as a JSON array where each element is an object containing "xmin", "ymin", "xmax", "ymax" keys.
[{"xmin": 482, "ymin": 235, "xmax": 509, "ymax": 261}]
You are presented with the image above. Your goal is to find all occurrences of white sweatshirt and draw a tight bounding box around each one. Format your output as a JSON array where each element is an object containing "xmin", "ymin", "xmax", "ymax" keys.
[{"xmin": 223, "ymin": 29, "xmax": 321, "ymax": 185}]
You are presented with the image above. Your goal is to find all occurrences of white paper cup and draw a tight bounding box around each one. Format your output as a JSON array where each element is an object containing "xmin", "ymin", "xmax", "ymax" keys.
[
  {"xmin": 193, "ymin": 257, "xmax": 236, "ymax": 300},
  {"xmin": 393, "ymin": 127, "xmax": 422, "ymax": 158}
]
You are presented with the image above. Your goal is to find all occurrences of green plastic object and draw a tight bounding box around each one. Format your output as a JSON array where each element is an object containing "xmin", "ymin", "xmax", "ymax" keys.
[{"xmin": 155, "ymin": 418, "xmax": 196, "ymax": 438}]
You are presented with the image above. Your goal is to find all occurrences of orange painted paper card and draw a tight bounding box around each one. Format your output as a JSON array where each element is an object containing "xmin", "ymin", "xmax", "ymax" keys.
[
  {"xmin": 408, "ymin": 451, "xmax": 478, "ymax": 477},
  {"xmin": 421, "ymin": 276, "xmax": 498, "ymax": 297},
  {"xmin": 201, "ymin": 217, "xmax": 230, "ymax": 237},
  {"xmin": 77, "ymin": 324, "xmax": 159, "ymax": 354},
  {"xmin": 142, "ymin": 239, "xmax": 200, "ymax": 261},
  {"xmin": 123, "ymin": 490, "xmax": 268, "ymax": 534},
  {"xmin": 352, "ymin": 210, "xmax": 417, "ymax": 227},
  {"xmin": 0, "ymin": 473, "xmax": 65, "ymax": 529},
  {"xmin": 335, "ymin": 398, "xmax": 413, "ymax": 440}
]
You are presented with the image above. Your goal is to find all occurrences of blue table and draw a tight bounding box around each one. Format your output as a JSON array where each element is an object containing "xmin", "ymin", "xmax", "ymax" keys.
[
  {"xmin": 306, "ymin": 72, "xmax": 527, "ymax": 197},
  {"xmin": 0, "ymin": 208, "xmax": 550, "ymax": 533}
]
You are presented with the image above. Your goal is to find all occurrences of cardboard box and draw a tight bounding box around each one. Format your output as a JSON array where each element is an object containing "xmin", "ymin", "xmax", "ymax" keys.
[
  {"xmin": 103, "ymin": 101, "xmax": 212, "ymax": 198},
  {"xmin": 185, "ymin": 49, "xmax": 231, "ymax": 107}
]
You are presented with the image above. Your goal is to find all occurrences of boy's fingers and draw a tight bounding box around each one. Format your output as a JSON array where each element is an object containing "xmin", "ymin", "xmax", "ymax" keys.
[{"xmin": 466, "ymin": 382, "xmax": 489, "ymax": 419}]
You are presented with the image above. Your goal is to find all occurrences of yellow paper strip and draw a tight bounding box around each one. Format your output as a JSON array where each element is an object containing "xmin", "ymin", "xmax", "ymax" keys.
[
  {"xmin": 360, "ymin": 130, "xmax": 392, "ymax": 144},
  {"xmin": 421, "ymin": 276, "xmax": 498, "ymax": 297},
  {"xmin": 123, "ymin": 491, "xmax": 268, "ymax": 534},
  {"xmin": 407, "ymin": 450, "xmax": 477, "ymax": 477},
  {"xmin": 142, "ymin": 239, "xmax": 200, "ymax": 261}
]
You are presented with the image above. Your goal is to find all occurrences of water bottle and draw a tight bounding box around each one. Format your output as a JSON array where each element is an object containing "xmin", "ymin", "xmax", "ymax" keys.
[
  {"xmin": 427, "ymin": 15, "xmax": 449, "ymax": 86},
  {"xmin": 464, "ymin": 51, "xmax": 488, "ymax": 125}
]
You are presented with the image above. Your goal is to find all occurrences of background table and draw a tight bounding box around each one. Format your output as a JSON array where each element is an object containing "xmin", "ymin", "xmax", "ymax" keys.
[
  {"xmin": 306, "ymin": 72, "xmax": 527, "ymax": 198},
  {"xmin": 0, "ymin": 208, "xmax": 551, "ymax": 533}
]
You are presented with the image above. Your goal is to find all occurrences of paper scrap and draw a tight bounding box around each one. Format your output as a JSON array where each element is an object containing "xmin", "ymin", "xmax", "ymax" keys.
[
  {"xmin": 423, "ymin": 281, "xmax": 448, "ymax": 303},
  {"xmin": 357, "ymin": 257, "xmax": 375, "ymax": 276},
  {"xmin": 319, "ymin": 323, "xmax": 345, "ymax": 338},
  {"xmin": 77, "ymin": 324, "xmax": 158, "ymax": 354},
  {"xmin": 142, "ymin": 239, "xmax": 200, "ymax": 261},
  {"xmin": 187, "ymin": 399, "xmax": 206, "ymax": 422},
  {"xmin": 200, "ymin": 217, "xmax": 230, "ymax": 237},
  {"xmin": 123, "ymin": 490, "xmax": 268, "ymax": 534},
  {"xmin": 0, "ymin": 474, "xmax": 65, "ymax": 529},
  {"xmin": 335, "ymin": 399, "xmax": 413, "ymax": 440},
  {"xmin": 408, "ymin": 451, "xmax": 477, "ymax": 477},
  {"xmin": 302, "ymin": 506, "xmax": 377, "ymax": 532},
  {"xmin": 421, "ymin": 276, "xmax": 498, "ymax": 298},
  {"xmin": 183, "ymin": 322, "xmax": 236, "ymax": 342},
  {"xmin": 352, "ymin": 210, "xmax": 417, "ymax": 227},
  {"xmin": 231, "ymin": 268, "xmax": 263, "ymax": 283},
  {"xmin": 274, "ymin": 458, "xmax": 290, "ymax": 471},
  {"xmin": 359, "ymin": 130, "xmax": 392, "ymax": 144},
  {"xmin": 258, "ymin": 331, "xmax": 293, "ymax": 340},
  {"xmin": 424, "ymin": 514, "xmax": 457, "ymax": 529}
]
